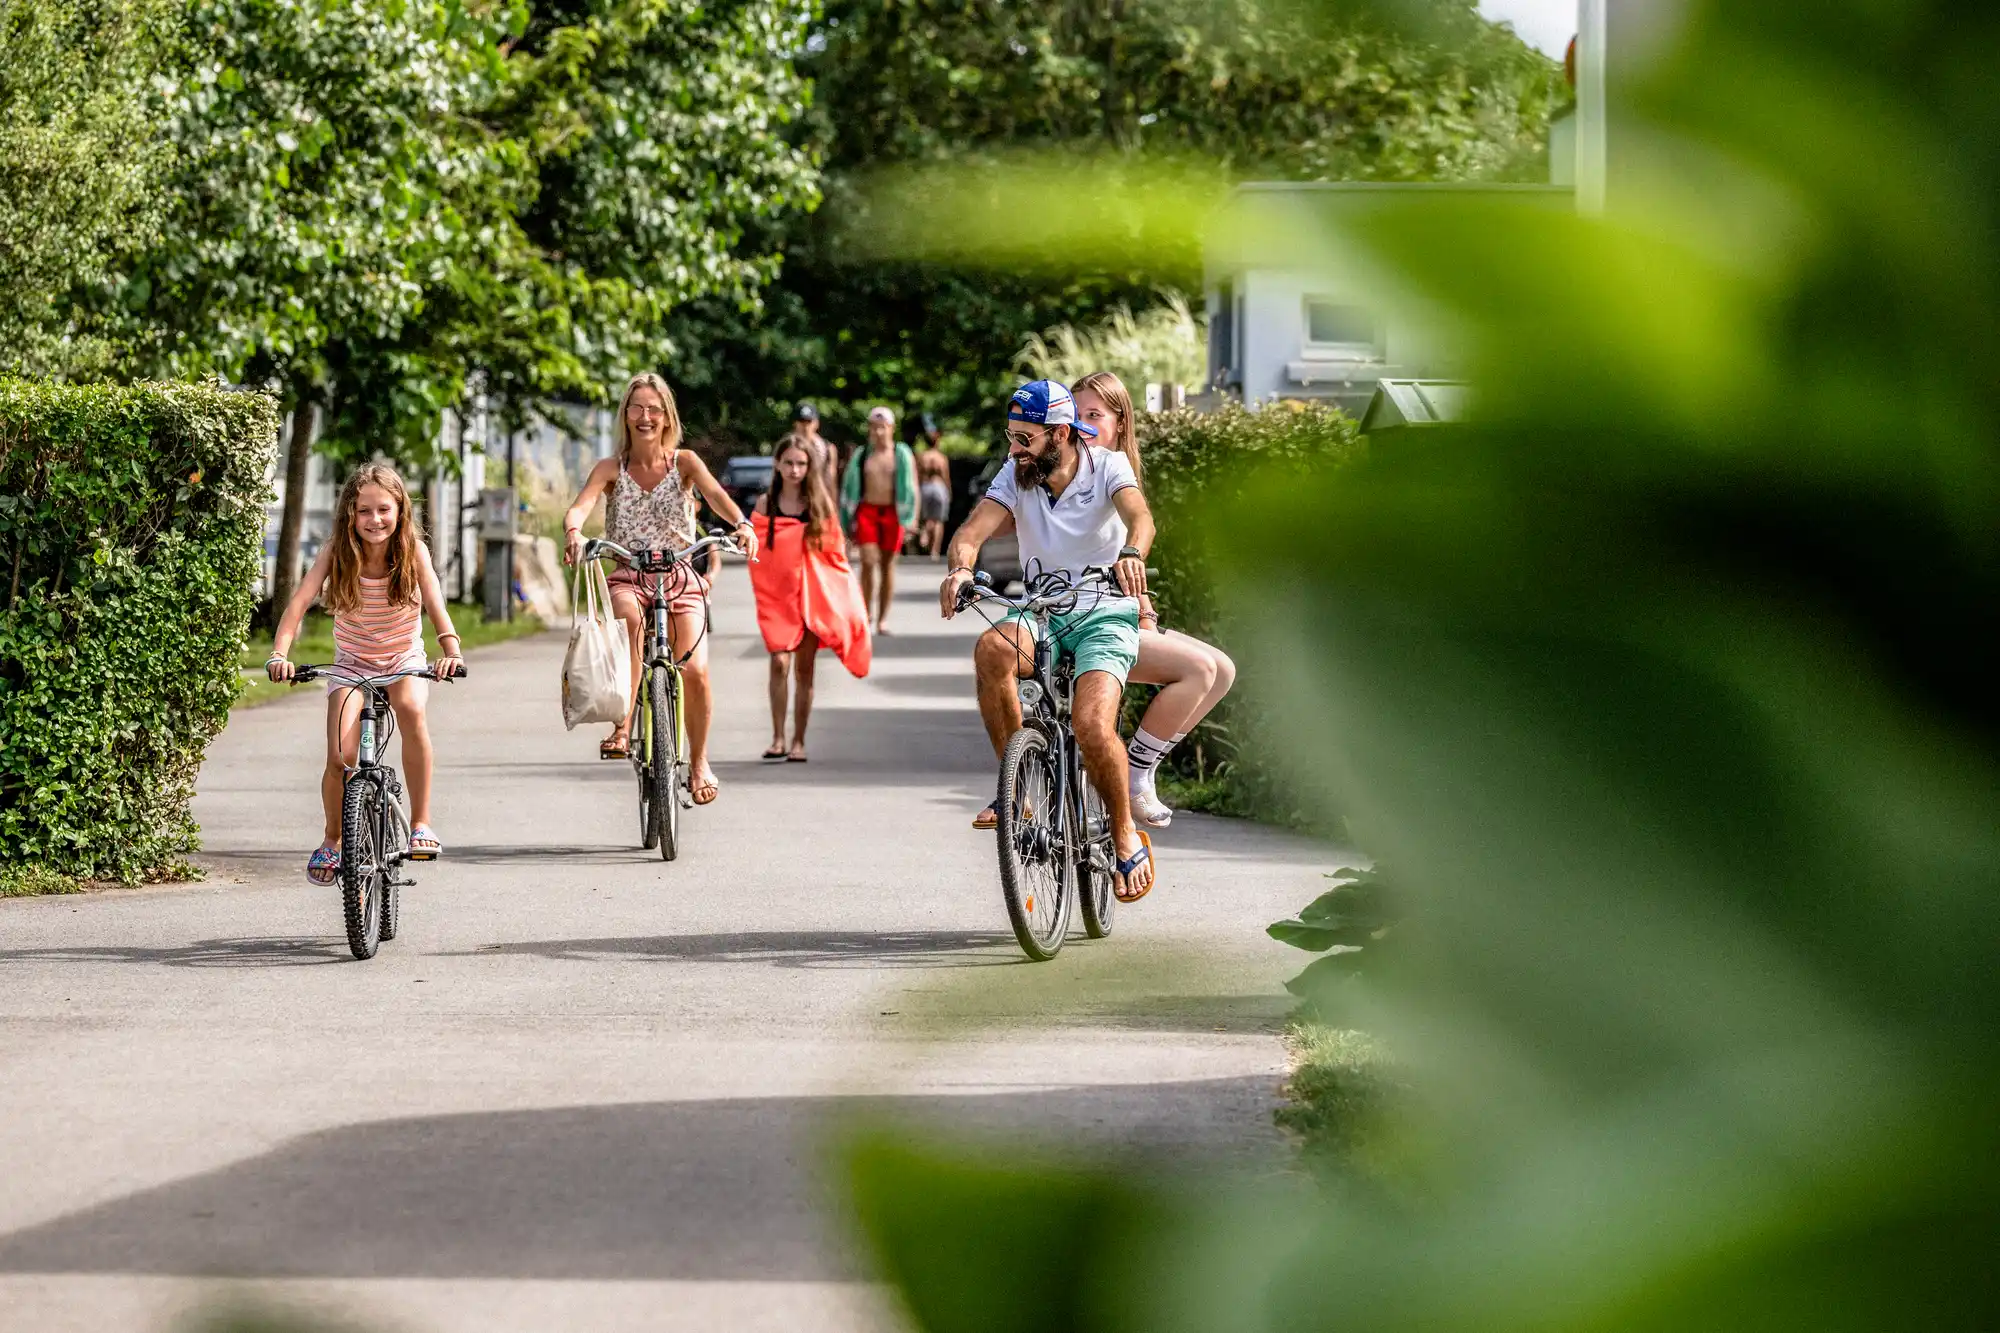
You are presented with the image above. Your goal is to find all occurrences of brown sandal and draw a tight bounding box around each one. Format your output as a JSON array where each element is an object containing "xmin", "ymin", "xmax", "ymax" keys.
[
  {"xmin": 600, "ymin": 733, "xmax": 630, "ymax": 760},
  {"xmin": 690, "ymin": 772, "xmax": 720, "ymax": 805}
]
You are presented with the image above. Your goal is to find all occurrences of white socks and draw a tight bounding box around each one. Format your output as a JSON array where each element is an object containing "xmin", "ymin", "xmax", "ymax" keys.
[{"xmin": 1127, "ymin": 726, "xmax": 1175, "ymax": 792}]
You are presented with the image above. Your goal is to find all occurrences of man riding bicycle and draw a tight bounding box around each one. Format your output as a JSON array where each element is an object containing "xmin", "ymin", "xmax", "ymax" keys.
[{"xmin": 940, "ymin": 380, "xmax": 1158, "ymax": 902}]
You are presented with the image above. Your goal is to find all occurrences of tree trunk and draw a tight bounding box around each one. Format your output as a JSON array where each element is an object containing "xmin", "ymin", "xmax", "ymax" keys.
[{"xmin": 270, "ymin": 392, "xmax": 320, "ymax": 618}]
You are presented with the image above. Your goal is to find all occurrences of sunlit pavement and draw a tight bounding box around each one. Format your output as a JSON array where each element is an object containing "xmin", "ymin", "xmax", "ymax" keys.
[{"xmin": 0, "ymin": 563, "xmax": 1339, "ymax": 1333}]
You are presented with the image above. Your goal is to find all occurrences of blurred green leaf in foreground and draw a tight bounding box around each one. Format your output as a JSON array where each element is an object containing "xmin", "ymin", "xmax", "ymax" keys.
[{"xmin": 847, "ymin": 2, "xmax": 2000, "ymax": 1330}]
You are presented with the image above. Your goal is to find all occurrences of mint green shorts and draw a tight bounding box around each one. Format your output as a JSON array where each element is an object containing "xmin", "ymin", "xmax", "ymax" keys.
[{"xmin": 1001, "ymin": 601, "xmax": 1141, "ymax": 685}]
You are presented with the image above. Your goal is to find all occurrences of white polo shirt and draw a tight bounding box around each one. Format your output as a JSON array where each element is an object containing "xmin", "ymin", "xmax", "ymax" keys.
[{"xmin": 984, "ymin": 444, "xmax": 1139, "ymax": 591}]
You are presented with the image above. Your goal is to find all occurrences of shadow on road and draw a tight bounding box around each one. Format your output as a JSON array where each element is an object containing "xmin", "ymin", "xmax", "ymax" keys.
[
  {"xmin": 0, "ymin": 937, "xmax": 350, "ymax": 968},
  {"xmin": 446, "ymin": 929, "xmax": 1022, "ymax": 969},
  {"xmin": 862, "ymin": 632, "xmax": 974, "ymax": 661},
  {"xmin": 0, "ymin": 1078, "xmax": 1282, "ymax": 1281}
]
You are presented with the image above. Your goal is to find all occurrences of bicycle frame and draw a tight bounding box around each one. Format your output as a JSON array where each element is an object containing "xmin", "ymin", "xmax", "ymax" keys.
[{"xmin": 966, "ymin": 573, "xmax": 1120, "ymax": 870}]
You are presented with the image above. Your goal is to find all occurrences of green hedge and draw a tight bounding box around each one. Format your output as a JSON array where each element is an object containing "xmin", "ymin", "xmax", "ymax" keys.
[
  {"xmin": 0, "ymin": 380, "xmax": 277, "ymax": 881},
  {"xmin": 1132, "ymin": 402, "xmax": 1363, "ymax": 826}
]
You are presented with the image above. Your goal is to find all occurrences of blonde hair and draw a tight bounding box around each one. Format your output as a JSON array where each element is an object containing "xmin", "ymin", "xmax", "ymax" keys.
[
  {"xmin": 324, "ymin": 463, "xmax": 422, "ymax": 615},
  {"xmin": 1071, "ymin": 370, "xmax": 1140, "ymax": 480},
  {"xmin": 613, "ymin": 372, "xmax": 684, "ymax": 460}
]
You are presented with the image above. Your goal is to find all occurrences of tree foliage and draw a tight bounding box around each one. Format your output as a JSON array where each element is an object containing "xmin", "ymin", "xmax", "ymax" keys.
[
  {"xmin": 0, "ymin": 0, "xmax": 174, "ymax": 375},
  {"xmin": 670, "ymin": 0, "xmax": 1563, "ymax": 446}
]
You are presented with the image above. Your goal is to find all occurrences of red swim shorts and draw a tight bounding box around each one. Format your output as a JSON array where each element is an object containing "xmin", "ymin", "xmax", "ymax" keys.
[{"xmin": 851, "ymin": 501, "xmax": 904, "ymax": 552}]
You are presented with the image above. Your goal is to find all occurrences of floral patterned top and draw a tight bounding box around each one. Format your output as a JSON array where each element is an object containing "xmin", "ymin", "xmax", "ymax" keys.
[{"xmin": 605, "ymin": 456, "xmax": 695, "ymax": 554}]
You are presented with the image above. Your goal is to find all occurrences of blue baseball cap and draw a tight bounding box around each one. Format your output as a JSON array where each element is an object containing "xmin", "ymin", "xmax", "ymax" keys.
[{"xmin": 1007, "ymin": 380, "xmax": 1098, "ymax": 438}]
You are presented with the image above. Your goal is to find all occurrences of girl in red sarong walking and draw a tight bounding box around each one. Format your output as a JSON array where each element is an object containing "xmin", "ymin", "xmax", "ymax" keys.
[{"xmin": 750, "ymin": 435, "xmax": 872, "ymax": 761}]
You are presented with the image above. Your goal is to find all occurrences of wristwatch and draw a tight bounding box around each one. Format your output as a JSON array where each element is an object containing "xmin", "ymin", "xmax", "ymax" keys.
[{"xmin": 1118, "ymin": 545, "xmax": 1143, "ymax": 561}]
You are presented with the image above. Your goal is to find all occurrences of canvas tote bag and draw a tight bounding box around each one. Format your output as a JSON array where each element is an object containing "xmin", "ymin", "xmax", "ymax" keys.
[{"xmin": 561, "ymin": 559, "xmax": 631, "ymax": 729}]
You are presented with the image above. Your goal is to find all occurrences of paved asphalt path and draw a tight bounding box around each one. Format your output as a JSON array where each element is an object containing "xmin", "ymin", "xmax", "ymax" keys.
[{"xmin": 0, "ymin": 564, "xmax": 1338, "ymax": 1333}]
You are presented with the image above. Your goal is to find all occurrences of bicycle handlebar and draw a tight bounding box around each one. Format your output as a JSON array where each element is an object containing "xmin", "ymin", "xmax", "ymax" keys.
[
  {"xmin": 955, "ymin": 566, "xmax": 1124, "ymax": 614},
  {"xmin": 286, "ymin": 663, "xmax": 466, "ymax": 687},
  {"xmin": 583, "ymin": 531, "xmax": 745, "ymax": 569}
]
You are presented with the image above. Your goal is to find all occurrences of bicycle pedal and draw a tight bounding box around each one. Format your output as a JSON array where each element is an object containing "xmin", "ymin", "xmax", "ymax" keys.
[{"xmin": 405, "ymin": 850, "xmax": 437, "ymax": 862}]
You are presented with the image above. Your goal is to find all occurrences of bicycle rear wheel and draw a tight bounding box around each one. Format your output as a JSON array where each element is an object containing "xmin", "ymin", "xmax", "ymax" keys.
[
  {"xmin": 339, "ymin": 777, "xmax": 386, "ymax": 960},
  {"xmin": 653, "ymin": 668, "xmax": 681, "ymax": 862},
  {"xmin": 997, "ymin": 726, "xmax": 1071, "ymax": 960},
  {"xmin": 1075, "ymin": 768, "xmax": 1115, "ymax": 939}
]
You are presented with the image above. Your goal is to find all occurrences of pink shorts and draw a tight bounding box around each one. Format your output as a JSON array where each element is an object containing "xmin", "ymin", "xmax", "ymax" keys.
[{"xmin": 607, "ymin": 564, "xmax": 711, "ymax": 617}]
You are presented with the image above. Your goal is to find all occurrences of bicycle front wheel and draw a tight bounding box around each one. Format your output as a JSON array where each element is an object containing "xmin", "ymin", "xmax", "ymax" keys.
[
  {"xmin": 653, "ymin": 668, "xmax": 681, "ymax": 862},
  {"xmin": 380, "ymin": 787, "xmax": 408, "ymax": 942},
  {"xmin": 339, "ymin": 777, "xmax": 386, "ymax": 960},
  {"xmin": 997, "ymin": 726, "xmax": 1071, "ymax": 960},
  {"xmin": 636, "ymin": 678, "xmax": 658, "ymax": 850}
]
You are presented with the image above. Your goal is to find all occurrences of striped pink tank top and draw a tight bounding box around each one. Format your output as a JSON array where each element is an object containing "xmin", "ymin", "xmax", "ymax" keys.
[{"xmin": 332, "ymin": 574, "xmax": 424, "ymax": 671}]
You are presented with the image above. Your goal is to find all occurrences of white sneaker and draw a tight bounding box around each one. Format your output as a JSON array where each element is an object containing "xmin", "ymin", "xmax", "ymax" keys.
[{"xmin": 1131, "ymin": 783, "xmax": 1174, "ymax": 828}]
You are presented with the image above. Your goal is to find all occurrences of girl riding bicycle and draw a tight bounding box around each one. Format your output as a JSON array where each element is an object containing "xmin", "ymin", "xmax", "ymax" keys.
[
  {"xmin": 562, "ymin": 372, "xmax": 759, "ymax": 805},
  {"xmin": 267, "ymin": 463, "xmax": 465, "ymax": 884}
]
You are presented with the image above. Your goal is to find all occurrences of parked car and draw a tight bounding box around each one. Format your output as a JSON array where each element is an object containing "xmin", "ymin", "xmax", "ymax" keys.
[
  {"xmin": 719, "ymin": 455, "xmax": 775, "ymax": 518},
  {"xmin": 967, "ymin": 453, "xmax": 1022, "ymax": 586}
]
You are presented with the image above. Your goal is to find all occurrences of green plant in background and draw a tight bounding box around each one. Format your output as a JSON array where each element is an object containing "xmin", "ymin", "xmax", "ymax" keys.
[
  {"xmin": 1018, "ymin": 292, "xmax": 1207, "ymax": 394},
  {"xmin": 0, "ymin": 381, "xmax": 276, "ymax": 883},
  {"xmin": 1122, "ymin": 401, "xmax": 1364, "ymax": 829},
  {"xmin": 1267, "ymin": 865, "xmax": 1401, "ymax": 1014},
  {"xmin": 846, "ymin": 3, "xmax": 2000, "ymax": 1330}
]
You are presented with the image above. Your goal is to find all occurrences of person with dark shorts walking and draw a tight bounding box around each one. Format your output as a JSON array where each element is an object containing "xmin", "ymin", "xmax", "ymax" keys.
[
  {"xmin": 841, "ymin": 405, "xmax": 917, "ymax": 634},
  {"xmin": 916, "ymin": 413, "xmax": 951, "ymax": 558}
]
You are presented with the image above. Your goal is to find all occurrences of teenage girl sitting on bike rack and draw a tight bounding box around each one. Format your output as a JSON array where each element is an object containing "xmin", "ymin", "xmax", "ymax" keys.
[
  {"xmin": 561, "ymin": 372, "xmax": 759, "ymax": 805},
  {"xmin": 267, "ymin": 463, "xmax": 466, "ymax": 884}
]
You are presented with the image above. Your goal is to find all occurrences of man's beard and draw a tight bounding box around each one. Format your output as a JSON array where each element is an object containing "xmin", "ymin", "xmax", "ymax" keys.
[{"xmin": 1012, "ymin": 445, "xmax": 1056, "ymax": 488}]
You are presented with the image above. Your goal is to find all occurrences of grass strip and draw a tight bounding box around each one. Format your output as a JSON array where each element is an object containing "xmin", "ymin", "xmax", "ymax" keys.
[{"xmin": 1276, "ymin": 1020, "xmax": 1414, "ymax": 1191}]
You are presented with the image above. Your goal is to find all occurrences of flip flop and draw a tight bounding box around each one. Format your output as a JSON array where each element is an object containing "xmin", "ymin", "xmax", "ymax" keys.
[
  {"xmin": 786, "ymin": 750, "xmax": 809, "ymax": 763},
  {"xmin": 1113, "ymin": 831, "xmax": 1155, "ymax": 903},
  {"xmin": 761, "ymin": 745, "xmax": 788, "ymax": 761},
  {"xmin": 600, "ymin": 735, "xmax": 630, "ymax": 760},
  {"xmin": 691, "ymin": 772, "xmax": 720, "ymax": 805},
  {"xmin": 408, "ymin": 824, "xmax": 441, "ymax": 862},
  {"xmin": 306, "ymin": 843, "xmax": 341, "ymax": 886},
  {"xmin": 972, "ymin": 803, "xmax": 998, "ymax": 830}
]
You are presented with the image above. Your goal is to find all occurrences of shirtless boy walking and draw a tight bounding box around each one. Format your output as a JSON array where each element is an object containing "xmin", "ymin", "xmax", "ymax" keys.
[{"xmin": 840, "ymin": 405, "xmax": 918, "ymax": 634}]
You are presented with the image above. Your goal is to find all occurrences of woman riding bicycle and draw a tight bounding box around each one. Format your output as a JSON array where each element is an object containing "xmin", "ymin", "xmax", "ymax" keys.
[{"xmin": 562, "ymin": 373, "xmax": 759, "ymax": 806}]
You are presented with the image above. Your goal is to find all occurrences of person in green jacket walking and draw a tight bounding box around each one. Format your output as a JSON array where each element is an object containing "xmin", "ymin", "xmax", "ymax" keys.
[{"xmin": 841, "ymin": 405, "xmax": 919, "ymax": 634}]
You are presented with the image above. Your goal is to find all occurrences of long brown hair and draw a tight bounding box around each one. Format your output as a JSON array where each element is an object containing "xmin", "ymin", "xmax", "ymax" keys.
[
  {"xmin": 613, "ymin": 372, "xmax": 683, "ymax": 461},
  {"xmin": 324, "ymin": 463, "xmax": 422, "ymax": 615},
  {"xmin": 764, "ymin": 434, "xmax": 837, "ymax": 550},
  {"xmin": 1071, "ymin": 370, "xmax": 1141, "ymax": 480}
]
